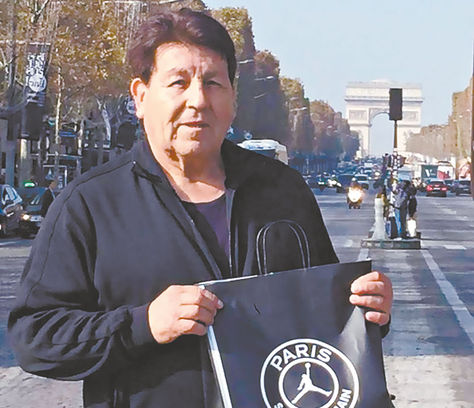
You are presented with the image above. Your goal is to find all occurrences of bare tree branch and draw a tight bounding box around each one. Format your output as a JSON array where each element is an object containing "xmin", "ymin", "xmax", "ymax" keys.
[{"xmin": 31, "ymin": 0, "xmax": 53, "ymax": 24}]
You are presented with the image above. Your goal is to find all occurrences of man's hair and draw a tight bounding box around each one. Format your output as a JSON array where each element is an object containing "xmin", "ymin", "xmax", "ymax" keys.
[{"xmin": 127, "ymin": 8, "xmax": 236, "ymax": 85}]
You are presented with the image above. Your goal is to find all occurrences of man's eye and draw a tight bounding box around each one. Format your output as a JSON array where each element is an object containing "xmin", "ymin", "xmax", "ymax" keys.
[
  {"xmin": 170, "ymin": 80, "xmax": 186, "ymax": 87},
  {"xmin": 206, "ymin": 80, "xmax": 221, "ymax": 87}
]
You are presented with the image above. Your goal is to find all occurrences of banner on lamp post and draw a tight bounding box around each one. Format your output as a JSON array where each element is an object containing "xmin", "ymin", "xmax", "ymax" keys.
[
  {"xmin": 21, "ymin": 43, "xmax": 50, "ymax": 140},
  {"xmin": 24, "ymin": 42, "xmax": 50, "ymax": 106}
]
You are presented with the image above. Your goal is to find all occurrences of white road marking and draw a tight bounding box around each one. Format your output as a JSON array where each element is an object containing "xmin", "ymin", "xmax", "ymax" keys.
[
  {"xmin": 422, "ymin": 250, "xmax": 474, "ymax": 345},
  {"xmin": 357, "ymin": 247, "xmax": 369, "ymax": 261},
  {"xmin": 444, "ymin": 245, "xmax": 466, "ymax": 250},
  {"xmin": 0, "ymin": 240, "xmax": 19, "ymax": 247},
  {"xmin": 343, "ymin": 239, "xmax": 353, "ymax": 248},
  {"xmin": 441, "ymin": 208, "xmax": 457, "ymax": 215}
]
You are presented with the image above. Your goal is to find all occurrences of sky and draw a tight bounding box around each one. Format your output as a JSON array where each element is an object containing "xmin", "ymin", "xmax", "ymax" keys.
[{"xmin": 204, "ymin": 0, "xmax": 474, "ymax": 155}]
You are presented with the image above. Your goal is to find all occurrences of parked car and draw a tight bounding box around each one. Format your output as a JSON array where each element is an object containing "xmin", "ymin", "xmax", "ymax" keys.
[
  {"xmin": 17, "ymin": 185, "xmax": 44, "ymax": 204},
  {"xmin": 353, "ymin": 173, "xmax": 370, "ymax": 190},
  {"xmin": 443, "ymin": 179, "xmax": 454, "ymax": 192},
  {"xmin": 18, "ymin": 187, "xmax": 47, "ymax": 238},
  {"xmin": 454, "ymin": 179, "xmax": 471, "ymax": 196},
  {"xmin": 0, "ymin": 184, "xmax": 23, "ymax": 237},
  {"xmin": 426, "ymin": 179, "xmax": 448, "ymax": 197}
]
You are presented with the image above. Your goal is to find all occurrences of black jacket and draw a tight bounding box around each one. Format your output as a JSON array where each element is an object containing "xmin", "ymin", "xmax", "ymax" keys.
[{"xmin": 8, "ymin": 139, "xmax": 338, "ymax": 407}]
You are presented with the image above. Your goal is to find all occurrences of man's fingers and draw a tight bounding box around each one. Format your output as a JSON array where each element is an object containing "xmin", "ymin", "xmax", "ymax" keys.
[
  {"xmin": 349, "ymin": 294, "xmax": 390, "ymax": 314},
  {"xmin": 351, "ymin": 270, "xmax": 391, "ymax": 287},
  {"xmin": 351, "ymin": 281, "xmax": 385, "ymax": 295},
  {"xmin": 179, "ymin": 304, "xmax": 216, "ymax": 326},
  {"xmin": 181, "ymin": 287, "xmax": 224, "ymax": 311},
  {"xmin": 364, "ymin": 311, "xmax": 390, "ymax": 326},
  {"xmin": 148, "ymin": 285, "xmax": 223, "ymax": 344},
  {"xmin": 178, "ymin": 318, "xmax": 208, "ymax": 336}
]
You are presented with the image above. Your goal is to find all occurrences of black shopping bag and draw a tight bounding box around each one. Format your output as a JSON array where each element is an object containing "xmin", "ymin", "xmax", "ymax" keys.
[{"xmin": 201, "ymin": 221, "xmax": 392, "ymax": 408}]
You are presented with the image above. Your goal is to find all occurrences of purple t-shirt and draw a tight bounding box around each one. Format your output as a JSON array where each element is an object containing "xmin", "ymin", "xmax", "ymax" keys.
[{"xmin": 182, "ymin": 194, "xmax": 230, "ymax": 278}]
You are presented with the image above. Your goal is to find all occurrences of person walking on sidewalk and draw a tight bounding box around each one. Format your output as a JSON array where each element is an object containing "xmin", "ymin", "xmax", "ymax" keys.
[{"xmin": 40, "ymin": 178, "xmax": 58, "ymax": 217}]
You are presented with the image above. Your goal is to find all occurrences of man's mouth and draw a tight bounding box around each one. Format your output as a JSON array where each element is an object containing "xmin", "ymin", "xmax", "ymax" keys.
[{"xmin": 181, "ymin": 121, "xmax": 209, "ymax": 128}]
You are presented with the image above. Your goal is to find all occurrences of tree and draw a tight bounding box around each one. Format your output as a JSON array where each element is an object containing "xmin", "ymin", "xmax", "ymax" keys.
[
  {"xmin": 252, "ymin": 50, "xmax": 289, "ymax": 144},
  {"xmin": 310, "ymin": 100, "xmax": 357, "ymax": 161},
  {"xmin": 211, "ymin": 7, "xmax": 256, "ymax": 133},
  {"xmin": 280, "ymin": 77, "xmax": 313, "ymax": 153}
]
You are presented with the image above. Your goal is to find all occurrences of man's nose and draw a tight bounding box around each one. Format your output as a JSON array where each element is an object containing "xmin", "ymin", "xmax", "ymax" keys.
[{"xmin": 186, "ymin": 80, "xmax": 208, "ymax": 110}]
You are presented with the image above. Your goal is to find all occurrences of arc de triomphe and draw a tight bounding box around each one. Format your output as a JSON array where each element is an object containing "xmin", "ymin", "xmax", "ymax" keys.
[{"xmin": 345, "ymin": 80, "xmax": 423, "ymax": 157}]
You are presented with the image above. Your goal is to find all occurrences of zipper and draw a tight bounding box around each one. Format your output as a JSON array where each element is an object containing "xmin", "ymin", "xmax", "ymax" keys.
[
  {"xmin": 178, "ymin": 198, "xmax": 224, "ymax": 280},
  {"xmin": 225, "ymin": 188, "xmax": 236, "ymax": 278},
  {"xmin": 133, "ymin": 159, "xmax": 227, "ymax": 281}
]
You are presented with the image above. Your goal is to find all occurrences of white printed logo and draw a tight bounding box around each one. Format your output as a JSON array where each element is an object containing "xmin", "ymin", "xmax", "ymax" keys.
[
  {"xmin": 260, "ymin": 339, "xmax": 359, "ymax": 408},
  {"xmin": 27, "ymin": 73, "xmax": 47, "ymax": 93}
]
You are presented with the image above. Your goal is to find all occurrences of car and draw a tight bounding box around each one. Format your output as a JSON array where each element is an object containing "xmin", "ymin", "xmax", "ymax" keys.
[
  {"xmin": 314, "ymin": 175, "xmax": 329, "ymax": 190},
  {"xmin": 327, "ymin": 174, "xmax": 339, "ymax": 188},
  {"xmin": 454, "ymin": 179, "xmax": 471, "ymax": 196},
  {"xmin": 335, "ymin": 174, "xmax": 355, "ymax": 193},
  {"xmin": 17, "ymin": 185, "xmax": 45, "ymax": 204},
  {"xmin": 425, "ymin": 179, "xmax": 448, "ymax": 197},
  {"xmin": 0, "ymin": 184, "xmax": 24, "ymax": 237},
  {"xmin": 353, "ymin": 174, "xmax": 370, "ymax": 189},
  {"xmin": 443, "ymin": 179, "xmax": 454, "ymax": 192},
  {"xmin": 18, "ymin": 187, "xmax": 47, "ymax": 238}
]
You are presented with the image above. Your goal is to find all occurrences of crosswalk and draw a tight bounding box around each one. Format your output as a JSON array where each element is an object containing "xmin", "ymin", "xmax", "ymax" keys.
[{"xmin": 330, "ymin": 235, "xmax": 469, "ymax": 250}]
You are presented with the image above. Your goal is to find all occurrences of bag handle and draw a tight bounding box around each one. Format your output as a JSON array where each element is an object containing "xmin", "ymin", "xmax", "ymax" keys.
[{"xmin": 256, "ymin": 220, "xmax": 310, "ymax": 275}]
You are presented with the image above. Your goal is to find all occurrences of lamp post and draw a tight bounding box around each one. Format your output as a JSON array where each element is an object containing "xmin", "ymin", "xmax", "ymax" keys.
[{"xmin": 4, "ymin": 0, "xmax": 18, "ymax": 186}]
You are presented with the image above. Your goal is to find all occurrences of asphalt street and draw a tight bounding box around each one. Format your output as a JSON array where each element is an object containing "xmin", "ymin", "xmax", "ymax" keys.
[
  {"xmin": 316, "ymin": 187, "xmax": 474, "ymax": 407},
  {"xmin": 0, "ymin": 186, "xmax": 473, "ymax": 407}
]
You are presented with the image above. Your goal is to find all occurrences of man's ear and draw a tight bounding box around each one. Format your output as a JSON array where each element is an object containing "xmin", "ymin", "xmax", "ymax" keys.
[{"xmin": 130, "ymin": 78, "xmax": 147, "ymax": 119}]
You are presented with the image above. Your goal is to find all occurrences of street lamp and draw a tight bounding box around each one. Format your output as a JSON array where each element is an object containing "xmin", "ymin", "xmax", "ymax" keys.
[
  {"xmin": 254, "ymin": 76, "xmax": 277, "ymax": 99},
  {"xmin": 238, "ymin": 58, "xmax": 255, "ymax": 65},
  {"xmin": 255, "ymin": 76, "xmax": 276, "ymax": 81}
]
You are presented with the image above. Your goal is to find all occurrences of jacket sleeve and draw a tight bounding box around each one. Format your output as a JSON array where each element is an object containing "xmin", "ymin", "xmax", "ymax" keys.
[{"xmin": 8, "ymin": 188, "xmax": 156, "ymax": 381}]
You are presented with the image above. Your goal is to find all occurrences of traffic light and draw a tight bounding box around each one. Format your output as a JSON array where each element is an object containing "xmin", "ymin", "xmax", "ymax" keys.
[
  {"xmin": 389, "ymin": 88, "xmax": 402, "ymax": 121},
  {"xmin": 21, "ymin": 102, "xmax": 43, "ymax": 140}
]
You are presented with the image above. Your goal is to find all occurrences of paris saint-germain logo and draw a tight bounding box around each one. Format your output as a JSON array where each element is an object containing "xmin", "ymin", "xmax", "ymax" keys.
[{"xmin": 260, "ymin": 339, "xmax": 359, "ymax": 408}]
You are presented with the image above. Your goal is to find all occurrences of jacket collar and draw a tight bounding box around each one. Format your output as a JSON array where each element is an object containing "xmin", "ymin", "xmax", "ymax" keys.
[{"xmin": 131, "ymin": 138, "xmax": 266, "ymax": 189}]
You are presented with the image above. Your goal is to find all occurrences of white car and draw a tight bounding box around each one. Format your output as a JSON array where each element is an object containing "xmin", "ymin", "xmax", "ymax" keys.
[{"xmin": 353, "ymin": 174, "xmax": 370, "ymax": 189}]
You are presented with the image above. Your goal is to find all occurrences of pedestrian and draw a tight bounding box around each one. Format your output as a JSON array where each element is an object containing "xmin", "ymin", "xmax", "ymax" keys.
[
  {"xmin": 40, "ymin": 178, "xmax": 58, "ymax": 217},
  {"xmin": 8, "ymin": 9, "xmax": 393, "ymax": 408},
  {"xmin": 407, "ymin": 183, "xmax": 418, "ymax": 219},
  {"xmin": 394, "ymin": 180, "xmax": 410, "ymax": 239},
  {"xmin": 407, "ymin": 183, "xmax": 418, "ymax": 238}
]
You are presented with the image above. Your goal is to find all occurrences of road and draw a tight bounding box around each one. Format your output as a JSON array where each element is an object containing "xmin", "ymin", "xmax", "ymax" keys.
[
  {"xmin": 316, "ymin": 187, "xmax": 474, "ymax": 407},
  {"xmin": 0, "ymin": 187, "xmax": 473, "ymax": 407}
]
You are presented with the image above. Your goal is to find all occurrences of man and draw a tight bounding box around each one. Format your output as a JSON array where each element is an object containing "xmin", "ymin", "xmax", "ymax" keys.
[
  {"xmin": 394, "ymin": 180, "xmax": 410, "ymax": 238},
  {"xmin": 8, "ymin": 9, "xmax": 392, "ymax": 408},
  {"xmin": 40, "ymin": 178, "xmax": 58, "ymax": 217}
]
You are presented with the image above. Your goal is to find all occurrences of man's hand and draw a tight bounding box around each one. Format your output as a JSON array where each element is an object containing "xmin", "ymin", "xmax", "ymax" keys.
[
  {"xmin": 349, "ymin": 271, "xmax": 393, "ymax": 326},
  {"xmin": 148, "ymin": 285, "xmax": 224, "ymax": 344}
]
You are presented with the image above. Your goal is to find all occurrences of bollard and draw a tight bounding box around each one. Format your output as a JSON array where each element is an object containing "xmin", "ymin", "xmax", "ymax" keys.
[{"xmin": 372, "ymin": 197, "xmax": 387, "ymax": 240}]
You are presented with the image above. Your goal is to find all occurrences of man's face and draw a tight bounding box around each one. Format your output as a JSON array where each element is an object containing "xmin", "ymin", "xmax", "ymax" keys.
[{"xmin": 131, "ymin": 43, "xmax": 235, "ymax": 160}]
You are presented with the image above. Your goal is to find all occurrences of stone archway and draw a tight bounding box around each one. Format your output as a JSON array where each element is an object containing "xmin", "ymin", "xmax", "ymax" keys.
[{"xmin": 345, "ymin": 80, "xmax": 423, "ymax": 157}]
